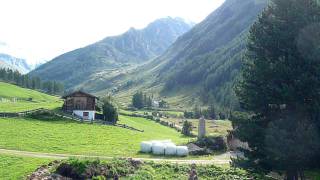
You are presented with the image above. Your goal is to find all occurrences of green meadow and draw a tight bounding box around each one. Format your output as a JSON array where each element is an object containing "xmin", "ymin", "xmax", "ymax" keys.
[
  {"xmin": 0, "ymin": 115, "xmax": 191, "ymax": 158},
  {"xmin": 0, "ymin": 82, "xmax": 193, "ymax": 159},
  {"xmin": 0, "ymin": 82, "xmax": 62, "ymax": 112}
]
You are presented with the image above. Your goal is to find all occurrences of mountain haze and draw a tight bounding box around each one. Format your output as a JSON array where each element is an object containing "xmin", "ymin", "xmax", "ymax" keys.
[
  {"xmin": 111, "ymin": 0, "xmax": 268, "ymax": 109},
  {"xmin": 29, "ymin": 17, "xmax": 193, "ymax": 89},
  {"xmin": 0, "ymin": 53, "xmax": 32, "ymax": 74}
]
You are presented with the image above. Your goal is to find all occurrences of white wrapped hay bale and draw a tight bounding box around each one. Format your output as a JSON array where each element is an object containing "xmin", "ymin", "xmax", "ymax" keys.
[
  {"xmin": 140, "ymin": 141, "xmax": 152, "ymax": 153},
  {"xmin": 176, "ymin": 146, "xmax": 189, "ymax": 156},
  {"xmin": 165, "ymin": 144, "xmax": 177, "ymax": 156},
  {"xmin": 152, "ymin": 143, "xmax": 166, "ymax": 155}
]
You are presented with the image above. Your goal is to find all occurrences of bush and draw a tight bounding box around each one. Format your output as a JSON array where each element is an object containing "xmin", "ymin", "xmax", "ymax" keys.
[
  {"xmin": 182, "ymin": 121, "xmax": 193, "ymax": 136},
  {"xmin": 42, "ymin": 158, "xmax": 270, "ymax": 179},
  {"xmin": 195, "ymin": 136, "xmax": 227, "ymax": 152},
  {"xmin": 102, "ymin": 97, "xmax": 119, "ymax": 124},
  {"xmin": 145, "ymin": 115, "xmax": 153, "ymax": 120},
  {"xmin": 28, "ymin": 111, "xmax": 58, "ymax": 121},
  {"xmin": 218, "ymin": 112, "xmax": 227, "ymax": 120},
  {"xmin": 184, "ymin": 111, "xmax": 194, "ymax": 119}
]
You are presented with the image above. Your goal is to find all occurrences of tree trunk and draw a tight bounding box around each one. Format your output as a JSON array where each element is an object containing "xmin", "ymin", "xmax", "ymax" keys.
[{"xmin": 285, "ymin": 170, "xmax": 299, "ymax": 180}]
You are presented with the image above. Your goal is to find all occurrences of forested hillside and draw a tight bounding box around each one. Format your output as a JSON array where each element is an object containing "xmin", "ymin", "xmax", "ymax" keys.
[
  {"xmin": 0, "ymin": 68, "xmax": 64, "ymax": 95},
  {"xmin": 29, "ymin": 17, "xmax": 193, "ymax": 90},
  {"xmin": 114, "ymin": 0, "xmax": 268, "ymax": 110}
]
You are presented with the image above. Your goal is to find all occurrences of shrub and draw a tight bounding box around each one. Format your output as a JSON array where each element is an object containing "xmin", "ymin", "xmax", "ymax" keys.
[
  {"xmin": 182, "ymin": 121, "xmax": 193, "ymax": 136},
  {"xmin": 195, "ymin": 136, "xmax": 227, "ymax": 152},
  {"xmin": 28, "ymin": 111, "xmax": 57, "ymax": 121},
  {"xmin": 102, "ymin": 97, "xmax": 119, "ymax": 124}
]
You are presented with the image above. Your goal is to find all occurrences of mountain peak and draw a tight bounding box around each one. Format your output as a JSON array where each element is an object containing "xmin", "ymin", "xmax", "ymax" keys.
[
  {"xmin": 124, "ymin": 0, "xmax": 268, "ymax": 108},
  {"xmin": 29, "ymin": 17, "xmax": 193, "ymax": 90}
]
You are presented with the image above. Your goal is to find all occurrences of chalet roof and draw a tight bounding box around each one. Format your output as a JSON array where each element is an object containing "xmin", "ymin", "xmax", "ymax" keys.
[{"xmin": 62, "ymin": 90, "xmax": 97, "ymax": 99}]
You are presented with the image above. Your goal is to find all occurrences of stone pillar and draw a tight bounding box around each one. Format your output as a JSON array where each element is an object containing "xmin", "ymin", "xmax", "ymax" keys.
[{"xmin": 198, "ymin": 116, "xmax": 206, "ymax": 139}]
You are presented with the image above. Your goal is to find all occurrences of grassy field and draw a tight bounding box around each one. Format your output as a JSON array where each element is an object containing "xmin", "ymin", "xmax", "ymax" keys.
[
  {"xmin": 0, "ymin": 82, "xmax": 62, "ymax": 112},
  {"xmin": 0, "ymin": 115, "xmax": 192, "ymax": 158},
  {"xmin": 120, "ymin": 109, "xmax": 232, "ymax": 137},
  {"xmin": 0, "ymin": 154, "xmax": 51, "ymax": 180},
  {"xmin": 164, "ymin": 118, "xmax": 232, "ymax": 137}
]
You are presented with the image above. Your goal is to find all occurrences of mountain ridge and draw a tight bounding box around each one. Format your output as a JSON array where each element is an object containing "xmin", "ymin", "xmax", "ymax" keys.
[
  {"xmin": 30, "ymin": 17, "xmax": 193, "ymax": 89},
  {"xmin": 108, "ymin": 0, "xmax": 268, "ymax": 110}
]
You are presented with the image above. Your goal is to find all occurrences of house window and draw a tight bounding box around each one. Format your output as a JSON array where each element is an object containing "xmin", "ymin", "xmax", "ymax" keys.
[{"xmin": 83, "ymin": 112, "xmax": 89, "ymax": 117}]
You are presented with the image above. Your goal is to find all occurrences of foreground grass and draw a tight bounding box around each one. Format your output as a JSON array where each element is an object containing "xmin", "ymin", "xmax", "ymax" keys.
[
  {"xmin": 0, "ymin": 154, "xmax": 51, "ymax": 180},
  {"xmin": 0, "ymin": 115, "xmax": 191, "ymax": 158},
  {"xmin": 0, "ymin": 82, "xmax": 62, "ymax": 112}
]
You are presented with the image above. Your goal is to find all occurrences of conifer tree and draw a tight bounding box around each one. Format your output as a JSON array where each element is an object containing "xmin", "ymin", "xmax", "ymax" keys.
[{"xmin": 234, "ymin": 0, "xmax": 320, "ymax": 178}]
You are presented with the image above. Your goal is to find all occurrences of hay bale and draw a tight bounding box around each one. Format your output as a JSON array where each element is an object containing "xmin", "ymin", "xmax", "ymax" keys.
[
  {"xmin": 176, "ymin": 146, "xmax": 188, "ymax": 156},
  {"xmin": 152, "ymin": 143, "xmax": 166, "ymax": 155},
  {"xmin": 165, "ymin": 144, "xmax": 177, "ymax": 155},
  {"xmin": 140, "ymin": 141, "xmax": 152, "ymax": 153}
]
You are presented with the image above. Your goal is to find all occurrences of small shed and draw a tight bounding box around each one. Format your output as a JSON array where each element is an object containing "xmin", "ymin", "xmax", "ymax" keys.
[{"xmin": 62, "ymin": 91, "xmax": 97, "ymax": 120}]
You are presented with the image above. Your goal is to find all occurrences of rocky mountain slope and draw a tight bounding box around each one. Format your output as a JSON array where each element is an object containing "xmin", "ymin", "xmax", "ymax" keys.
[
  {"xmin": 111, "ymin": 0, "xmax": 268, "ymax": 109},
  {"xmin": 29, "ymin": 17, "xmax": 193, "ymax": 90}
]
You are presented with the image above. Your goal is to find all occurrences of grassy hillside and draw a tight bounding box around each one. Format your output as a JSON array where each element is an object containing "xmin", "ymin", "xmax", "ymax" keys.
[
  {"xmin": 0, "ymin": 115, "xmax": 192, "ymax": 158},
  {"xmin": 0, "ymin": 154, "xmax": 51, "ymax": 180},
  {"xmin": 29, "ymin": 17, "xmax": 193, "ymax": 91},
  {"xmin": 0, "ymin": 82, "xmax": 62, "ymax": 112}
]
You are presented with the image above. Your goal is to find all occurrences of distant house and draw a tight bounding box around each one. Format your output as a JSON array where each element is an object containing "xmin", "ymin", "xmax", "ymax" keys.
[
  {"xmin": 152, "ymin": 100, "xmax": 160, "ymax": 108},
  {"xmin": 62, "ymin": 91, "xmax": 97, "ymax": 120}
]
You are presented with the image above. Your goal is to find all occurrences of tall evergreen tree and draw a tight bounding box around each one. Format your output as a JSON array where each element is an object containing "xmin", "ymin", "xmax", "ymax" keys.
[
  {"xmin": 102, "ymin": 96, "xmax": 119, "ymax": 124},
  {"xmin": 132, "ymin": 92, "xmax": 144, "ymax": 109},
  {"xmin": 233, "ymin": 0, "xmax": 320, "ymax": 178}
]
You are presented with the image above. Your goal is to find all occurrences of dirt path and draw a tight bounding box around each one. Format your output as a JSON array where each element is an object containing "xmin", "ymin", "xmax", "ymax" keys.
[{"xmin": 0, "ymin": 148, "xmax": 234, "ymax": 165}]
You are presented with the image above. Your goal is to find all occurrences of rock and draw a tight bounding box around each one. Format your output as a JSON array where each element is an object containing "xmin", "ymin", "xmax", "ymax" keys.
[{"xmin": 187, "ymin": 143, "xmax": 206, "ymax": 155}]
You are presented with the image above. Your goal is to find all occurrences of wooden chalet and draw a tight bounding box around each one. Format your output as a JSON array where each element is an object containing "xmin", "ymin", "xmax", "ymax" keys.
[{"xmin": 62, "ymin": 91, "xmax": 97, "ymax": 120}]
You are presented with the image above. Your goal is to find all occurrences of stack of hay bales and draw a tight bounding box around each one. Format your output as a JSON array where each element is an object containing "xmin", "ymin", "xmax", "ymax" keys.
[
  {"xmin": 140, "ymin": 141, "xmax": 153, "ymax": 153},
  {"xmin": 140, "ymin": 140, "xmax": 188, "ymax": 156}
]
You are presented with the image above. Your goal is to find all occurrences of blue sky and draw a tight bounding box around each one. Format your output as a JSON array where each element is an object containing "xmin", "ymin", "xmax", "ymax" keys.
[{"xmin": 0, "ymin": 0, "xmax": 224, "ymax": 64}]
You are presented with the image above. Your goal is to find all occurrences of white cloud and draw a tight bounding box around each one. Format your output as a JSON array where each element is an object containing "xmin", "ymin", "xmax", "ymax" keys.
[{"xmin": 0, "ymin": 0, "xmax": 224, "ymax": 64}]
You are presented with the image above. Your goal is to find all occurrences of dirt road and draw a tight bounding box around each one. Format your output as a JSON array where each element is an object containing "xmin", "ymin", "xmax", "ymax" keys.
[{"xmin": 0, "ymin": 148, "xmax": 235, "ymax": 165}]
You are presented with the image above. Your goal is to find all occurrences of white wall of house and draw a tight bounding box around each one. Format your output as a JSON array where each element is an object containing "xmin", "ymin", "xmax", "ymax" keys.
[{"xmin": 73, "ymin": 110, "xmax": 95, "ymax": 120}]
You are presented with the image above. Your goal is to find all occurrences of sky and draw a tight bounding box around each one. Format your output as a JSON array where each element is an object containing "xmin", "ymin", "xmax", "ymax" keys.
[{"xmin": 0, "ymin": 0, "xmax": 224, "ymax": 64}]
